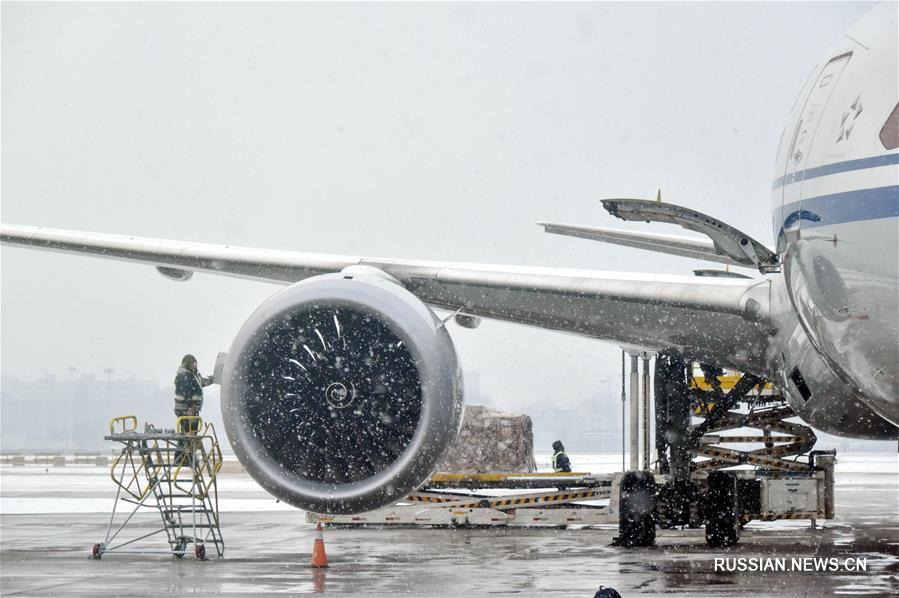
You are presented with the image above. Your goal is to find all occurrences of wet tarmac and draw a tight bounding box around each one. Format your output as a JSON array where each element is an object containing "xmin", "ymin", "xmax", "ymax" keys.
[{"xmin": 1, "ymin": 454, "xmax": 897, "ymax": 597}]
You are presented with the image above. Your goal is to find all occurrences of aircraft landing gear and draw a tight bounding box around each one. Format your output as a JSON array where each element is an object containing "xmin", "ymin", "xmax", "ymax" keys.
[
  {"xmin": 615, "ymin": 471, "xmax": 656, "ymax": 547},
  {"xmin": 703, "ymin": 471, "xmax": 740, "ymax": 547},
  {"xmin": 613, "ymin": 348, "xmax": 829, "ymax": 550}
]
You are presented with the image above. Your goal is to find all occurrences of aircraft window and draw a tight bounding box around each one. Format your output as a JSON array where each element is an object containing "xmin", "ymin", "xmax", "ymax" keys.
[{"xmin": 881, "ymin": 102, "xmax": 899, "ymax": 150}]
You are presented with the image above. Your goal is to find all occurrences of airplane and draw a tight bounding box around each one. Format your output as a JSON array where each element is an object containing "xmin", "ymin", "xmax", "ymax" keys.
[{"xmin": 2, "ymin": 3, "xmax": 897, "ymax": 544}]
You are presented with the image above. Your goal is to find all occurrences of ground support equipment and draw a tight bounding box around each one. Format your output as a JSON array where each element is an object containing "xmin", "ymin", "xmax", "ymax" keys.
[
  {"xmin": 91, "ymin": 415, "xmax": 224, "ymax": 559},
  {"xmin": 307, "ymin": 472, "xmax": 616, "ymax": 527},
  {"xmin": 616, "ymin": 350, "xmax": 836, "ymax": 547}
]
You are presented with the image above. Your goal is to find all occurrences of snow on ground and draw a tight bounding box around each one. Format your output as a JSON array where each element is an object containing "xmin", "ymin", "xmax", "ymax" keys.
[{"xmin": 1, "ymin": 452, "xmax": 895, "ymax": 514}]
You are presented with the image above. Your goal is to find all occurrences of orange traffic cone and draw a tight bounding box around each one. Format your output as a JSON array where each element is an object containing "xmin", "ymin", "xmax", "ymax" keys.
[{"xmin": 311, "ymin": 522, "xmax": 329, "ymax": 568}]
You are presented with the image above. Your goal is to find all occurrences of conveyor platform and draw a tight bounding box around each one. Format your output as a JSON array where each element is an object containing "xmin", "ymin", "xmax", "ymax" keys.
[{"xmin": 307, "ymin": 471, "xmax": 616, "ymax": 527}]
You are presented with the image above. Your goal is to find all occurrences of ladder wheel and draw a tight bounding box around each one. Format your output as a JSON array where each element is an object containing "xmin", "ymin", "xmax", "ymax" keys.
[
  {"xmin": 174, "ymin": 539, "xmax": 186, "ymax": 558},
  {"xmin": 91, "ymin": 543, "xmax": 102, "ymax": 559},
  {"xmin": 195, "ymin": 544, "xmax": 207, "ymax": 560}
]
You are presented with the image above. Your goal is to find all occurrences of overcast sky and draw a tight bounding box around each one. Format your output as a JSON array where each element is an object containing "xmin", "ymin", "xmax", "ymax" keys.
[{"xmin": 1, "ymin": 2, "xmax": 877, "ymax": 415}]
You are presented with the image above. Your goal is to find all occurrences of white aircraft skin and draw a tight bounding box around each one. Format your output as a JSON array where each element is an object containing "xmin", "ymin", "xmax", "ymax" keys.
[
  {"xmin": 767, "ymin": 2, "xmax": 898, "ymax": 437},
  {"xmin": 1, "ymin": 5, "xmax": 897, "ymax": 441}
]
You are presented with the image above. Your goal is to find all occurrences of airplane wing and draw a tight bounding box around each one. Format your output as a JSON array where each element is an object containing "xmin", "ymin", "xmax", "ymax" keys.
[
  {"xmin": 537, "ymin": 222, "xmax": 741, "ymax": 268},
  {"xmin": 539, "ymin": 199, "xmax": 780, "ymax": 274},
  {"xmin": 0, "ymin": 224, "xmax": 774, "ymax": 375}
]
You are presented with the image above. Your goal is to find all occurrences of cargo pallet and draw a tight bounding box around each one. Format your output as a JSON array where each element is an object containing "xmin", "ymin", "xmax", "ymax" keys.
[{"xmin": 91, "ymin": 415, "xmax": 224, "ymax": 560}]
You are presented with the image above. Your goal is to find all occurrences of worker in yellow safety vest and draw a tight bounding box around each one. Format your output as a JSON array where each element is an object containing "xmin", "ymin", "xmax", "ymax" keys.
[{"xmin": 551, "ymin": 440, "xmax": 572, "ymax": 472}]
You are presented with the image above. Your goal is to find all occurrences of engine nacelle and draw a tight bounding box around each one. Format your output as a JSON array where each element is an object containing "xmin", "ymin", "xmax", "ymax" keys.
[{"xmin": 221, "ymin": 272, "xmax": 463, "ymax": 514}]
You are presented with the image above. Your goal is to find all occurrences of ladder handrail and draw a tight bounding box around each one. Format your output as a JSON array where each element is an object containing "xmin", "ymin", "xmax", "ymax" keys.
[{"xmin": 109, "ymin": 415, "xmax": 138, "ymax": 435}]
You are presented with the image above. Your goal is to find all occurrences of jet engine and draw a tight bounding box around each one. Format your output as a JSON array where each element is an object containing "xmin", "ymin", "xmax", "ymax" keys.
[{"xmin": 220, "ymin": 269, "xmax": 463, "ymax": 514}]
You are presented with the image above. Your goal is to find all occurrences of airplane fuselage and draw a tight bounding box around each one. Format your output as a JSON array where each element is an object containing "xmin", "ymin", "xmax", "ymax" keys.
[{"xmin": 767, "ymin": 3, "xmax": 899, "ymax": 438}]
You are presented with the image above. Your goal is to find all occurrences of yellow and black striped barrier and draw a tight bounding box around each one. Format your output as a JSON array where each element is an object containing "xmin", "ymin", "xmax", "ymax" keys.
[
  {"xmin": 699, "ymin": 435, "xmax": 808, "ymax": 444},
  {"xmin": 428, "ymin": 471, "xmax": 592, "ymax": 484},
  {"xmin": 696, "ymin": 446, "xmax": 812, "ymax": 472},
  {"xmin": 406, "ymin": 487, "xmax": 607, "ymax": 510},
  {"xmin": 424, "ymin": 471, "xmax": 608, "ymax": 490}
]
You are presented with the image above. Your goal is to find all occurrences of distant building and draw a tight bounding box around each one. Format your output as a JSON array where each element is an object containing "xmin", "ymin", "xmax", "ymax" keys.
[
  {"xmin": 0, "ymin": 374, "xmax": 227, "ymax": 453},
  {"xmin": 531, "ymin": 400, "xmax": 624, "ymax": 453},
  {"xmin": 1, "ymin": 372, "xmax": 889, "ymax": 455}
]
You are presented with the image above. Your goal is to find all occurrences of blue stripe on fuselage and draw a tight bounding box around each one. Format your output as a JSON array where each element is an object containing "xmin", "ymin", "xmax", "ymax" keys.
[
  {"xmin": 778, "ymin": 185, "xmax": 899, "ymax": 230},
  {"xmin": 773, "ymin": 153, "xmax": 899, "ymax": 189}
]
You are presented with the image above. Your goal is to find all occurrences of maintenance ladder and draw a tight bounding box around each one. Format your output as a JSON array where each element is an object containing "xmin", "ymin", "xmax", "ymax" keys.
[{"xmin": 92, "ymin": 415, "xmax": 224, "ymax": 560}]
